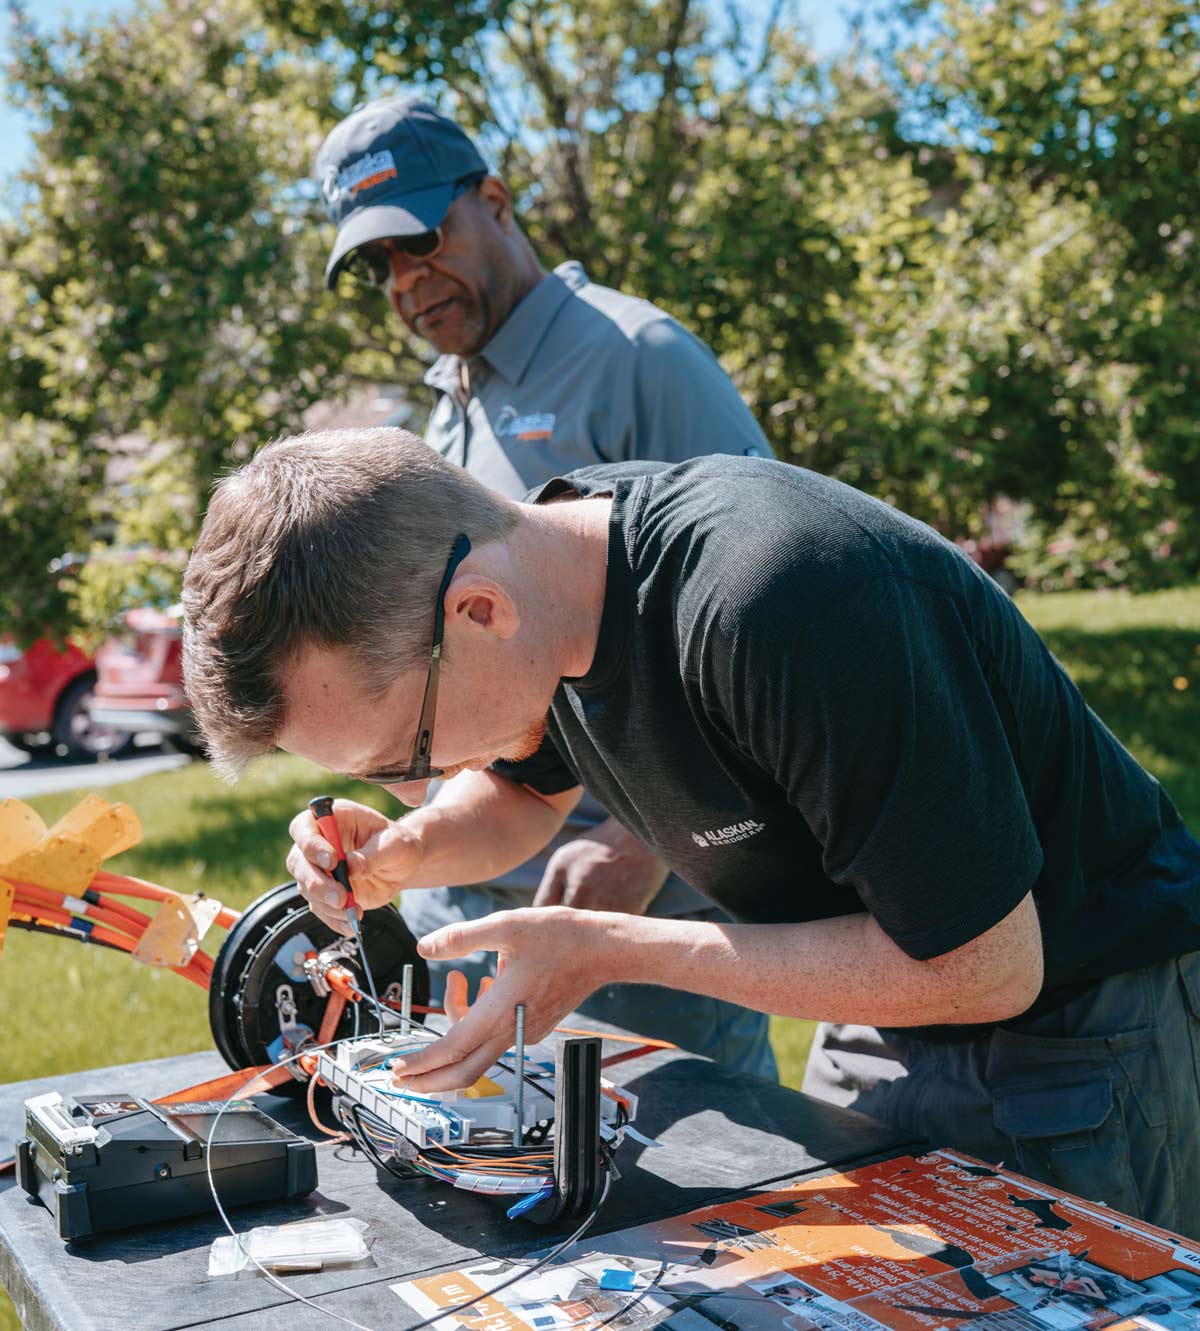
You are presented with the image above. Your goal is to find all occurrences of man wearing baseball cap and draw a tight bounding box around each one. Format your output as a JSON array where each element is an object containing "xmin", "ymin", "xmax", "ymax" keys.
[{"xmin": 312, "ymin": 93, "xmax": 779, "ymax": 1078}]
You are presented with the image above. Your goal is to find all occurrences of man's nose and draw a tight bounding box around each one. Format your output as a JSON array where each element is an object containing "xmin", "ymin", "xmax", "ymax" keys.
[{"xmin": 386, "ymin": 249, "xmax": 430, "ymax": 298}]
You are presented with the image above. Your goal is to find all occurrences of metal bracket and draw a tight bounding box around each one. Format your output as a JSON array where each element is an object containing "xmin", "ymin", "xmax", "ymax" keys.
[
  {"xmin": 275, "ymin": 984, "xmax": 300, "ymax": 1041},
  {"xmin": 302, "ymin": 955, "xmax": 331, "ymax": 997},
  {"xmin": 131, "ymin": 891, "xmax": 222, "ymax": 969},
  {"xmin": 302, "ymin": 938, "xmax": 360, "ymax": 997}
]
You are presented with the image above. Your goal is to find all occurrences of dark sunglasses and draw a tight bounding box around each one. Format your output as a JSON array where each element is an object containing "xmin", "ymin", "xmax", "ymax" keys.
[
  {"xmin": 343, "ymin": 173, "xmax": 485, "ymax": 289},
  {"xmin": 344, "ymin": 229, "xmax": 443, "ymax": 288},
  {"xmin": 355, "ymin": 533, "xmax": 472, "ymax": 786}
]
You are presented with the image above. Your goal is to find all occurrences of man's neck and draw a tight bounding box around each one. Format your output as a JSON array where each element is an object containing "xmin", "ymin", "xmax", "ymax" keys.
[
  {"xmin": 471, "ymin": 259, "xmax": 547, "ymax": 360},
  {"xmin": 518, "ymin": 497, "xmax": 613, "ymax": 680}
]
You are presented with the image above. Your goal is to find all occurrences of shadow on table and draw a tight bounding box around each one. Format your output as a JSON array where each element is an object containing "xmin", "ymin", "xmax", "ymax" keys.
[{"xmin": 31, "ymin": 1051, "xmax": 922, "ymax": 1273}]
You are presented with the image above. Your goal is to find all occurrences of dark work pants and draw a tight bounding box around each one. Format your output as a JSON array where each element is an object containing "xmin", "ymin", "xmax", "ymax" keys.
[{"xmin": 802, "ymin": 953, "xmax": 1200, "ymax": 1240}]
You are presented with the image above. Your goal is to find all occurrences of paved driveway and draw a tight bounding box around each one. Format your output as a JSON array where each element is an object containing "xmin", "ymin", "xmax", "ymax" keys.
[{"xmin": 0, "ymin": 737, "xmax": 190, "ymax": 801}]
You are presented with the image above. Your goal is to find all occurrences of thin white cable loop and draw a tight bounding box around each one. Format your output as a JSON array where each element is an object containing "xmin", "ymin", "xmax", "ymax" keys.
[{"xmin": 203, "ymin": 1027, "xmax": 612, "ymax": 1331}]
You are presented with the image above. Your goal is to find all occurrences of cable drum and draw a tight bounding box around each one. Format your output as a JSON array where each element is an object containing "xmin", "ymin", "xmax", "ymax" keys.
[{"xmin": 208, "ymin": 882, "xmax": 429, "ymax": 1092}]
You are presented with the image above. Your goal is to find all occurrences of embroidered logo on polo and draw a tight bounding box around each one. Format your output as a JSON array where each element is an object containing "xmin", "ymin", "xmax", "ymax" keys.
[
  {"xmin": 495, "ymin": 405, "xmax": 555, "ymax": 442},
  {"xmin": 691, "ymin": 819, "xmax": 766, "ymax": 848}
]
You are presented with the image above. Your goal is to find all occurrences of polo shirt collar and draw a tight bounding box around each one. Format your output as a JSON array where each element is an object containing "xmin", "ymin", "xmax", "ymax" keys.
[
  {"xmin": 477, "ymin": 267, "xmax": 576, "ymax": 385},
  {"xmin": 422, "ymin": 263, "xmax": 583, "ymax": 394}
]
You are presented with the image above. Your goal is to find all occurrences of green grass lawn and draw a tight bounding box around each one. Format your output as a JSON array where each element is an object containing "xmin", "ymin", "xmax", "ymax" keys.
[{"xmin": 2, "ymin": 585, "xmax": 1198, "ymax": 1328}]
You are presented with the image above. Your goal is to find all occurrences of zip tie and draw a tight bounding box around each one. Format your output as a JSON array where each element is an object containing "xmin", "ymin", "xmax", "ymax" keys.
[{"xmin": 507, "ymin": 1184, "xmax": 555, "ymax": 1219}]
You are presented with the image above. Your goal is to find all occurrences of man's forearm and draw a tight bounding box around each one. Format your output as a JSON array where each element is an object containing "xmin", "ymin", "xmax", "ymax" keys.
[
  {"xmin": 397, "ymin": 770, "xmax": 573, "ymax": 890},
  {"xmin": 593, "ymin": 899, "xmax": 1042, "ymax": 1028}
]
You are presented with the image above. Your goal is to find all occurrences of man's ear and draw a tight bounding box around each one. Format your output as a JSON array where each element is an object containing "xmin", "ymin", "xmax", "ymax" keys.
[
  {"xmin": 477, "ymin": 175, "xmax": 515, "ymax": 229},
  {"xmin": 445, "ymin": 573, "xmax": 520, "ymax": 641}
]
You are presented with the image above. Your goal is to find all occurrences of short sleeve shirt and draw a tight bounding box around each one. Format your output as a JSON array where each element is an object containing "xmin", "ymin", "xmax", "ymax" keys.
[
  {"xmin": 422, "ymin": 261, "xmax": 771, "ymax": 907},
  {"xmin": 422, "ymin": 260, "xmax": 769, "ymax": 498},
  {"xmin": 495, "ymin": 457, "xmax": 1200, "ymax": 1019}
]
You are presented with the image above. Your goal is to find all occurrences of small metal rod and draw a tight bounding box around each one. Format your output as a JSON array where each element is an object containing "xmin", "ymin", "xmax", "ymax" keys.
[
  {"xmin": 513, "ymin": 1003, "xmax": 526, "ymax": 1147},
  {"xmin": 347, "ymin": 910, "xmax": 386, "ymax": 1034},
  {"xmin": 400, "ymin": 963, "xmax": 413, "ymax": 1035}
]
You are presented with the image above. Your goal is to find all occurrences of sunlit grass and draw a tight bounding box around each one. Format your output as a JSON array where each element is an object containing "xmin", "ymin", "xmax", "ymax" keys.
[{"xmin": 0, "ymin": 754, "xmax": 397, "ymax": 1085}]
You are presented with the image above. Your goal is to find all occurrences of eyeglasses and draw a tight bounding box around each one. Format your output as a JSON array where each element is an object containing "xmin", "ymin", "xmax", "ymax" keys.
[
  {"xmin": 343, "ymin": 173, "xmax": 485, "ymax": 289},
  {"xmin": 344, "ymin": 229, "xmax": 444, "ymax": 288},
  {"xmin": 355, "ymin": 533, "xmax": 472, "ymax": 786}
]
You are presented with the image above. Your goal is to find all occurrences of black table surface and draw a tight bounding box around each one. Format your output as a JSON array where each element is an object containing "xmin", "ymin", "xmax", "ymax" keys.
[{"xmin": 0, "ymin": 1032, "xmax": 924, "ymax": 1331}]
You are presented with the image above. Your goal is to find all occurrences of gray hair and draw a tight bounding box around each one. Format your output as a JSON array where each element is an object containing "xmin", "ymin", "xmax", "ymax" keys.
[{"xmin": 182, "ymin": 427, "xmax": 517, "ymax": 776}]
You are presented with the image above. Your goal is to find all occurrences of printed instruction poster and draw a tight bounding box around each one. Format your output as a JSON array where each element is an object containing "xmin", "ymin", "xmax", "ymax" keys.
[{"xmin": 393, "ymin": 1151, "xmax": 1200, "ymax": 1331}]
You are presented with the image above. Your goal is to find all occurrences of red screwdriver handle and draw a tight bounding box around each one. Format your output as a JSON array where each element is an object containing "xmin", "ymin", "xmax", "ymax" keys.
[{"xmin": 308, "ymin": 796, "xmax": 357, "ymax": 910}]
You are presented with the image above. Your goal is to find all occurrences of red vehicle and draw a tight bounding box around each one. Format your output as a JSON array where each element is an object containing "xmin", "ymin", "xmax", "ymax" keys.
[
  {"xmin": 88, "ymin": 605, "xmax": 201, "ymax": 754},
  {"xmin": 0, "ymin": 637, "xmax": 135, "ymax": 760}
]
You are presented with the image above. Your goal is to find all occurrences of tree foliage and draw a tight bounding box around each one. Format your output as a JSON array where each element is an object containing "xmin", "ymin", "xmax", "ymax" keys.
[
  {"xmin": 885, "ymin": 0, "xmax": 1200, "ymax": 583},
  {"xmin": 0, "ymin": 0, "xmax": 401, "ymax": 641},
  {"xmin": 1, "ymin": 0, "xmax": 1197, "ymax": 645}
]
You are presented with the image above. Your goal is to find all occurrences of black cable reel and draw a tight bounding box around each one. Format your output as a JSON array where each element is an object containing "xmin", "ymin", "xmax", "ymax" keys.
[{"xmin": 208, "ymin": 882, "xmax": 430, "ymax": 1094}]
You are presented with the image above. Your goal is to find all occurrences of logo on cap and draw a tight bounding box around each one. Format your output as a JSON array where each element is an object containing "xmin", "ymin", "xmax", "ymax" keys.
[{"xmin": 325, "ymin": 149, "xmax": 399, "ymax": 207}]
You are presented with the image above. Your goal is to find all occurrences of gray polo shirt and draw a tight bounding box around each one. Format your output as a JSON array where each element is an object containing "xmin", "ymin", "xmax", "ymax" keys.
[{"xmin": 423, "ymin": 260, "xmax": 770, "ymax": 910}]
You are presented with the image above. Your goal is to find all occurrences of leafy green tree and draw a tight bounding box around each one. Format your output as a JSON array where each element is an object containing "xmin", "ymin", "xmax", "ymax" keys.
[
  {"xmin": 269, "ymin": 0, "xmax": 1199, "ymax": 582},
  {"xmin": 0, "ymin": 0, "xmax": 400, "ymax": 642},
  {"xmin": 3, "ymin": 0, "xmax": 1196, "ymax": 634},
  {"xmin": 883, "ymin": 0, "xmax": 1200, "ymax": 584},
  {"xmin": 0, "ymin": 419, "xmax": 94, "ymax": 643}
]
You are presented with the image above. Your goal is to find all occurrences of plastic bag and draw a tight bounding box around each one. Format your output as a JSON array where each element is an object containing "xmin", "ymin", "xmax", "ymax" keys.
[{"xmin": 208, "ymin": 1216, "xmax": 370, "ymax": 1277}]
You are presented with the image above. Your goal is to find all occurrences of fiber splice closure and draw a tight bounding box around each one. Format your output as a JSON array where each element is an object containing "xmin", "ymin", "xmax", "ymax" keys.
[{"xmin": 321, "ymin": 1029, "xmax": 620, "ymax": 1225}]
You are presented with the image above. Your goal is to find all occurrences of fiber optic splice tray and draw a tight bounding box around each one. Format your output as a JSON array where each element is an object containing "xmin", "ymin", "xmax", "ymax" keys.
[{"xmin": 16, "ymin": 1091, "xmax": 316, "ymax": 1240}]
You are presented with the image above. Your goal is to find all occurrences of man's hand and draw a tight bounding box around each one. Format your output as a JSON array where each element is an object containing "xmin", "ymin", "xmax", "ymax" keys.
[
  {"xmin": 389, "ymin": 907, "xmax": 614, "ymax": 1092},
  {"xmin": 286, "ymin": 799, "xmax": 424, "ymax": 936},
  {"xmin": 533, "ymin": 817, "xmax": 669, "ymax": 914}
]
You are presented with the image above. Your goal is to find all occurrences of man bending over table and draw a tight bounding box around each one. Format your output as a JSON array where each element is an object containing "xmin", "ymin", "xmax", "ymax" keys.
[{"xmin": 181, "ymin": 428, "xmax": 1200, "ymax": 1235}]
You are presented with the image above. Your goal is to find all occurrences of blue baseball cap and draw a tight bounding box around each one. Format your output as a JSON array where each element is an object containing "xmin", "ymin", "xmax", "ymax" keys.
[{"xmin": 316, "ymin": 95, "xmax": 489, "ymax": 289}]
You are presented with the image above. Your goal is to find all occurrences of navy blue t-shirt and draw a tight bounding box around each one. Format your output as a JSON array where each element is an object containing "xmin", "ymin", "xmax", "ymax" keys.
[{"xmin": 495, "ymin": 458, "xmax": 1200, "ymax": 1015}]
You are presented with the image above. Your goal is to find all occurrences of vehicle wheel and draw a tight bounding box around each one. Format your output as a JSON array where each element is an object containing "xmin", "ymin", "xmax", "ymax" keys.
[
  {"xmin": 5, "ymin": 731, "xmax": 53, "ymax": 755},
  {"xmin": 52, "ymin": 673, "xmax": 136, "ymax": 761},
  {"xmin": 163, "ymin": 731, "xmax": 206, "ymax": 758}
]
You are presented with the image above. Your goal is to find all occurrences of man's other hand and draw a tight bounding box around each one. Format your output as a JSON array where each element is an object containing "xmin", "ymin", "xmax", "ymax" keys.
[
  {"xmin": 286, "ymin": 798, "xmax": 424, "ymax": 936},
  {"xmin": 388, "ymin": 907, "xmax": 612, "ymax": 1092},
  {"xmin": 533, "ymin": 817, "xmax": 668, "ymax": 913}
]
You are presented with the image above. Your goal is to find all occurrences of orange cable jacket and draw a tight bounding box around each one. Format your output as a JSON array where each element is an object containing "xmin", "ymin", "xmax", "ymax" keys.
[
  {"xmin": 316, "ymin": 993, "xmax": 349, "ymax": 1047},
  {"xmin": 7, "ymin": 881, "xmax": 157, "ymax": 934},
  {"xmin": 12, "ymin": 905, "xmax": 212, "ymax": 990},
  {"xmin": 14, "ymin": 885, "xmax": 213, "ymax": 978},
  {"xmin": 13, "ymin": 891, "xmax": 141, "ymax": 945},
  {"xmin": 13, "ymin": 883, "xmax": 148, "ymax": 943},
  {"xmin": 90, "ymin": 871, "xmax": 241, "ymax": 932},
  {"xmin": 306, "ymin": 1070, "xmax": 348, "ymax": 1139},
  {"xmin": 153, "ymin": 1063, "xmax": 293, "ymax": 1104}
]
